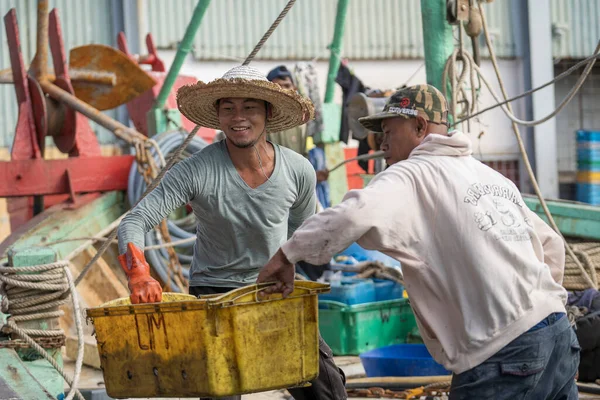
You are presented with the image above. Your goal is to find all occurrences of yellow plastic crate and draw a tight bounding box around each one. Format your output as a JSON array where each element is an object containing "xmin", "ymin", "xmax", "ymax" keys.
[
  {"xmin": 86, "ymin": 281, "xmax": 329, "ymax": 398},
  {"xmin": 577, "ymin": 170, "xmax": 600, "ymax": 183}
]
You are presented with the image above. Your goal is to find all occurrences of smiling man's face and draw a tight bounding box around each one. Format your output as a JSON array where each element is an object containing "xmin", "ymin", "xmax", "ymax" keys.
[{"xmin": 217, "ymin": 97, "xmax": 268, "ymax": 148}]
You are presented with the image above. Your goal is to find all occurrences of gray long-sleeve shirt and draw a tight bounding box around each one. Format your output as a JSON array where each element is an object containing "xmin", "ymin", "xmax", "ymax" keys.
[{"xmin": 118, "ymin": 139, "xmax": 317, "ymax": 288}]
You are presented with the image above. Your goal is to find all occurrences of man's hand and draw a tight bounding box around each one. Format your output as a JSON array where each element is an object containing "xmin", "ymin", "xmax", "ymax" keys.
[
  {"xmin": 257, "ymin": 248, "xmax": 295, "ymax": 298},
  {"xmin": 316, "ymin": 169, "xmax": 329, "ymax": 183},
  {"xmin": 118, "ymin": 243, "xmax": 163, "ymax": 304}
]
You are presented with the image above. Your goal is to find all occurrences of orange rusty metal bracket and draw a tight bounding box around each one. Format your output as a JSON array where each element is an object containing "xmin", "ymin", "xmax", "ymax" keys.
[{"xmin": 69, "ymin": 44, "xmax": 157, "ymax": 111}]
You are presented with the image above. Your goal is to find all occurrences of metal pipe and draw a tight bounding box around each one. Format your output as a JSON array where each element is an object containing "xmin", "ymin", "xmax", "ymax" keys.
[
  {"xmin": 29, "ymin": 0, "xmax": 49, "ymax": 80},
  {"xmin": 323, "ymin": 0, "xmax": 350, "ymax": 104},
  {"xmin": 40, "ymin": 80, "xmax": 147, "ymax": 143},
  {"xmin": 1, "ymin": 68, "xmax": 116, "ymax": 86},
  {"xmin": 153, "ymin": 0, "xmax": 211, "ymax": 109},
  {"xmin": 420, "ymin": 0, "xmax": 455, "ymax": 91},
  {"xmin": 69, "ymin": 70, "xmax": 116, "ymax": 86}
]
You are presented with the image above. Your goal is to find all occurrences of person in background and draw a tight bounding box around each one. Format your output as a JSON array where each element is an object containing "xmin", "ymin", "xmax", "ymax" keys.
[{"xmin": 267, "ymin": 65, "xmax": 329, "ymax": 186}]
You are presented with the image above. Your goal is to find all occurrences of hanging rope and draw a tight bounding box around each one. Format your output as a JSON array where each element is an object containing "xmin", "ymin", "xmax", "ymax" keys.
[
  {"xmin": 452, "ymin": 51, "xmax": 600, "ymax": 127},
  {"xmin": 472, "ymin": 42, "xmax": 599, "ymax": 128},
  {"xmin": 0, "ymin": 261, "xmax": 85, "ymax": 400},
  {"xmin": 74, "ymin": 0, "xmax": 299, "ymax": 287},
  {"xmin": 442, "ymin": 46, "xmax": 479, "ymax": 123},
  {"xmin": 243, "ymin": 0, "xmax": 297, "ymax": 66},
  {"xmin": 475, "ymin": 2, "xmax": 597, "ymax": 289}
]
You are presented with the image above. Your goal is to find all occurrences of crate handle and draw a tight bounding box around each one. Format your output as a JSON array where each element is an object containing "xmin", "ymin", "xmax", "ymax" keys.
[
  {"xmin": 317, "ymin": 300, "xmax": 348, "ymax": 310},
  {"xmin": 211, "ymin": 281, "xmax": 329, "ymax": 307}
]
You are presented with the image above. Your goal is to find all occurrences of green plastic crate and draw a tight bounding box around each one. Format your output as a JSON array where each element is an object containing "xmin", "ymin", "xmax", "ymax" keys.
[{"xmin": 318, "ymin": 298, "xmax": 421, "ymax": 356}]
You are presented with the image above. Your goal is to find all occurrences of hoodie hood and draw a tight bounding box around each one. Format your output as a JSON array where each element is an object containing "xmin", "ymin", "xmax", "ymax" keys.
[{"xmin": 410, "ymin": 131, "xmax": 473, "ymax": 158}]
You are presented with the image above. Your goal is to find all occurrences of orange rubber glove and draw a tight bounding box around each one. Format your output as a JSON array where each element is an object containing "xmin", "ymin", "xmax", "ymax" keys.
[{"xmin": 118, "ymin": 243, "xmax": 163, "ymax": 304}]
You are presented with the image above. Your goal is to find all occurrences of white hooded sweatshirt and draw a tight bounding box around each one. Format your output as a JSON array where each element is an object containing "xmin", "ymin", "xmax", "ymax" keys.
[{"xmin": 282, "ymin": 131, "xmax": 567, "ymax": 374}]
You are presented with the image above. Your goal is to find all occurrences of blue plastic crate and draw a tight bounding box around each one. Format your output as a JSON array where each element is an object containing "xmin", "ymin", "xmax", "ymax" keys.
[
  {"xmin": 577, "ymin": 148, "xmax": 600, "ymax": 162},
  {"xmin": 360, "ymin": 344, "xmax": 451, "ymax": 377},
  {"xmin": 318, "ymin": 278, "xmax": 376, "ymax": 305},
  {"xmin": 577, "ymin": 130, "xmax": 600, "ymax": 142},
  {"xmin": 337, "ymin": 243, "xmax": 401, "ymax": 268},
  {"xmin": 577, "ymin": 163, "xmax": 600, "ymax": 172},
  {"xmin": 577, "ymin": 183, "xmax": 600, "ymax": 194},
  {"xmin": 577, "ymin": 183, "xmax": 600, "ymax": 205},
  {"xmin": 373, "ymin": 279, "xmax": 404, "ymax": 301}
]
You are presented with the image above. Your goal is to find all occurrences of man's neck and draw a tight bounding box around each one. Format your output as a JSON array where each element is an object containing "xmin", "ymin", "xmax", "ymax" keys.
[
  {"xmin": 427, "ymin": 125, "xmax": 449, "ymax": 136},
  {"xmin": 225, "ymin": 136, "xmax": 275, "ymax": 172}
]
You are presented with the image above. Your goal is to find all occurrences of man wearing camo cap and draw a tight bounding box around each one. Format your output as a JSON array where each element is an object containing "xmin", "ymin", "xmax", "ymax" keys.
[{"xmin": 258, "ymin": 84, "xmax": 580, "ymax": 399}]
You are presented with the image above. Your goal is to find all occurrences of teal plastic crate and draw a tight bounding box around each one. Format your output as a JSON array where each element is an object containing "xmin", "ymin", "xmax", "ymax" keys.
[
  {"xmin": 318, "ymin": 298, "xmax": 420, "ymax": 356},
  {"xmin": 577, "ymin": 130, "xmax": 600, "ymax": 142}
]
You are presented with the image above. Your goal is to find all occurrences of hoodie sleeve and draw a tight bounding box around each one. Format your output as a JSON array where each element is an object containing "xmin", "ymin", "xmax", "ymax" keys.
[
  {"xmin": 282, "ymin": 169, "xmax": 412, "ymax": 265},
  {"xmin": 527, "ymin": 208, "xmax": 565, "ymax": 284}
]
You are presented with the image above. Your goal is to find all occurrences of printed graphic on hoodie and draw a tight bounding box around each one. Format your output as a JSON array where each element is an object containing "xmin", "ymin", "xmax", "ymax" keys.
[{"xmin": 464, "ymin": 183, "xmax": 533, "ymax": 242}]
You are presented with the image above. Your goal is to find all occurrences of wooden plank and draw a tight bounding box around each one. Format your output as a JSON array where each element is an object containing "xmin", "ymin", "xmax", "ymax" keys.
[
  {"xmin": 78, "ymin": 247, "xmax": 129, "ymax": 300},
  {"xmin": 523, "ymin": 195, "xmax": 600, "ymax": 240},
  {"xmin": 0, "ymin": 349, "xmax": 56, "ymax": 399},
  {"xmin": 1, "ymin": 191, "xmax": 126, "ymax": 259},
  {"xmin": 0, "ymin": 156, "xmax": 134, "ymax": 197},
  {"xmin": 65, "ymin": 336, "xmax": 101, "ymax": 370}
]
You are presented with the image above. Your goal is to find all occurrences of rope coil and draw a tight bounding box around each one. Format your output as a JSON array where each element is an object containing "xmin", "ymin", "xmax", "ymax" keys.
[{"xmin": 0, "ymin": 260, "xmax": 85, "ymax": 400}]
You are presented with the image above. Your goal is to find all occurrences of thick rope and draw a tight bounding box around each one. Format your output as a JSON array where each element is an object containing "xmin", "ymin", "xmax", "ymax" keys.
[
  {"xmin": 475, "ymin": 3, "xmax": 597, "ymax": 289},
  {"xmin": 453, "ymin": 52, "xmax": 600, "ymax": 127},
  {"xmin": 443, "ymin": 28, "xmax": 479, "ymax": 124},
  {"xmin": 472, "ymin": 43, "xmax": 599, "ymax": 128},
  {"xmin": 26, "ymin": 236, "xmax": 196, "ymax": 251},
  {"xmin": 242, "ymin": 0, "xmax": 297, "ymax": 66},
  {"xmin": 0, "ymin": 261, "xmax": 84, "ymax": 400},
  {"xmin": 442, "ymin": 48, "xmax": 479, "ymax": 123},
  {"xmin": 75, "ymin": 0, "xmax": 299, "ymax": 287},
  {"xmin": 564, "ymin": 240, "xmax": 600, "ymax": 290}
]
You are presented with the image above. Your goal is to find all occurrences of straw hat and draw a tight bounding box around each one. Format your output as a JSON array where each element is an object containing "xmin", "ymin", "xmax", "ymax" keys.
[{"xmin": 177, "ymin": 66, "xmax": 315, "ymax": 132}]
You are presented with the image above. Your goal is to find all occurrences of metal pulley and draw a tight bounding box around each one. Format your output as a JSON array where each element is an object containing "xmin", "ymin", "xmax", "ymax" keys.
[{"xmin": 347, "ymin": 92, "xmax": 389, "ymax": 140}]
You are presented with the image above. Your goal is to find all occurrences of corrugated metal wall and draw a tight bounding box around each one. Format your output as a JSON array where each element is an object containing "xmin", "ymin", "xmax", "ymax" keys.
[
  {"xmin": 551, "ymin": 0, "xmax": 600, "ymax": 60},
  {"xmin": 144, "ymin": 0, "xmax": 516, "ymax": 61},
  {"xmin": 0, "ymin": 0, "xmax": 119, "ymax": 148},
  {"xmin": 2, "ymin": 1, "xmax": 598, "ymax": 150}
]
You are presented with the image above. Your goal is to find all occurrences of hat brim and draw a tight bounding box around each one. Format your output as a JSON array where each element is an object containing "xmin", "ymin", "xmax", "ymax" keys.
[
  {"xmin": 358, "ymin": 112, "xmax": 410, "ymax": 133},
  {"xmin": 177, "ymin": 78, "xmax": 314, "ymax": 133}
]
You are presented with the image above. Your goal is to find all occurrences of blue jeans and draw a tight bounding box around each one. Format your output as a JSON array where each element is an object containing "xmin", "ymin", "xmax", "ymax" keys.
[{"xmin": 450, "ymin": 313, "xmax": 581, "ymax": 400}]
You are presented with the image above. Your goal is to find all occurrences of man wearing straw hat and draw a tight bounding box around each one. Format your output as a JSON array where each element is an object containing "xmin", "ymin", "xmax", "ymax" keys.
[
  {"xmin": 258, "ymin": 84, "xmax": 580, "ymax": 399},
  {"xmin": 116, "ymin": 65, "xmax": 347, "ymax": 400}
]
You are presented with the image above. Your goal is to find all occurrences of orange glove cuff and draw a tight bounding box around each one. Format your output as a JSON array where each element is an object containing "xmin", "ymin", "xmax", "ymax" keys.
[
  {"xmin": 118, "ymin": 243, "xmax": 162, "ymax": 304},
  {"xmin": 118, "ymin": 243, "xmax": 151, "ymax": 279}
]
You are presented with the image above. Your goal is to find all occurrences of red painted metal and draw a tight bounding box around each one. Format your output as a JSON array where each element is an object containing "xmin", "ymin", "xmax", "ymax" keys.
[
  {"xmin": 27, "ymin": 76, "xmax": 48, "ymax": 155},
  {"xmin": 126, "ymin": 72, "xmax": 200, "ymax": 135},
  {"xmin": 116, "ymin": 31, "xmax": 215, "ymax": 142},
  {"xmin": 0, "ymin": 156, "xmax": 135, "ymax": 197},
  {"xmin": 1, "ymin": 7, "xmax": 136, "ymax": 233},
  {"xmin": 117, "ymin": 32, "xmax": 132, "ymax": 58},
  {"xmin": 144, "ymin": 34, "xmax": 166, "ymax": 72},
  {"xmin": 117, "ymin": 32, "xmax": 165, "ymax": 72},
  {"xmin": 4, "ymin": 9, "xmax": 42, "ymax": 160},
  {"xmin": 48, "ymin": 9, "xmax": 100, "ymax": 157}
]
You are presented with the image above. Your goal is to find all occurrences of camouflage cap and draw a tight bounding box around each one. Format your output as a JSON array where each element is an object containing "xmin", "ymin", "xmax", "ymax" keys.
[{"xmin": 358, "ymin": 84, "xmax": 449, "ymax": 133}]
